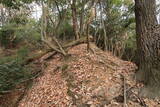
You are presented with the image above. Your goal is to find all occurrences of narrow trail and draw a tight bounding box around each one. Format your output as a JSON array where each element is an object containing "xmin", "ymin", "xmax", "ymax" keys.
[{"xmin": 18, "ymin": 44, "xmax": 159, "ymax": 107}]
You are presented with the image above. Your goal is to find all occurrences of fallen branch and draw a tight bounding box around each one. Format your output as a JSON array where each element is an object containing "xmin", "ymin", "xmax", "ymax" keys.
[
  {"xmin": 123, "ymin": 75, "xmax": 127, "ymax": 107},
  {"xmin": 52, "ymin": 36, "xmax": 67, "ymax": 55},
  {"xmin": 23, "ymin": 50, "xmax": 52, "ymax": 65},
  {"xmin": 63, "ymin": 36, "xmax": 93, "ymax": 49},
  {"xmin": 40, "ymin": 51, "xmax": 57, "ymax": 62},
  {"xmin": 131, "ymin": 91, "xmax": 147, "ymax": 107},
  {"xmin": 40, "ymin": 37, "xmax": 94, "ymax": 61},
  {"xmin": 24, "ymin": 37, "xmax": 93, "ymax": 65},
  {"xmin": 42, "ymin": 39, "xmax": 67, "ymax": 56},
  {"xmin": 98, "ymin": 60, "xmax": 117, "ymax": 70}
]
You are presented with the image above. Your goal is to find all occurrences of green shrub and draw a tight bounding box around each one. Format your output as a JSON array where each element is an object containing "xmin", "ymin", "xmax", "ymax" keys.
[
  {"xmin": 0, "ymin": 46, "xmax": 30, "ymax": 65},
  {"xmin": 57, "ymin": 21, "xmax": 74, "ymax": 40},
  {"xmin": 0, "ymin": 61, "xmax": 32, "ymax": 92},
  {"xmin": 122, "ymin": 32, "xmax": 137, "ymax": 61},
  {"xmin": 0, "ymin": 19, "xmax": 42, "ymax": 49},
  {"xmin": 0, "ymin": 56, "xmax": 17, "ymax": 65},
  {"xmin": 17, "ymin": 46, "xmax": 29, "ymax": 61},
  {"xmin": 0, "ymin": 24, "xmax": 16, "ymax": 48}
]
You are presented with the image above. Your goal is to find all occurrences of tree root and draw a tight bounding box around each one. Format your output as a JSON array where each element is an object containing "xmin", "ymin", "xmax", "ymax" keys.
[{"xmin": 139, "ymin": 86, "xmax": 160, "ymax": 99}]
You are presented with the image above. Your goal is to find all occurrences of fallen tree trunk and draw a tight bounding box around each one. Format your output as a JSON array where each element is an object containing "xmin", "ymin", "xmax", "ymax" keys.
[
  {"xmin": 40, "ymin": 37, "xmax": 94, "ymax": 61},
  {"xmin": 63, "ymin": 36, "xmax": 93, "ymax": 48},
  {"xmin": 24, "ymin": 37, "xmax": 94, "ymax": 65},
  {"xmin": 52, "ymin": 36, "xmax": 67, "ymax": 56},
  {"xmin": 22, "ymin": 50, "xmax": 53, "ymax": 65},
  {"xmin": 42, "ymin": 39, "xmax": 67, "ymax": 56}
]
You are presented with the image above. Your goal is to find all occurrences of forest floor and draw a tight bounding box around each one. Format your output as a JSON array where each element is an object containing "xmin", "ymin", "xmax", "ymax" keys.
[{"xmin": 1, "ymin": 43, "xmax": 160, "ymax": 107}]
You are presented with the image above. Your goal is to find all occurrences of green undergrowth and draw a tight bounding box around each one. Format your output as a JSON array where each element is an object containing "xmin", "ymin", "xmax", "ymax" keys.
[
  {"xmin": 0, "ymin": 60, "xmax": 32, "ymax": 92},
  {"xmin": 0, "ymin": 46, "xmax": 40, "ymax": 93}
]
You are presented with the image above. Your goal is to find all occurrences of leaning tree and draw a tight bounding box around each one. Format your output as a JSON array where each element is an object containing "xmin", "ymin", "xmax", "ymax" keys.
[{"xmin": 135, "ymin": 0, "xmax": 160, "ymax": 97}]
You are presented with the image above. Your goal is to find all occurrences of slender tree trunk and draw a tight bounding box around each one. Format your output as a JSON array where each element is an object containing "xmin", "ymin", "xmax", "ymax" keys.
[
  {"xmin": 86, "ymin": 24, "xmax": 90, "ymax": 51},
  {"xmin": 41, "ymin": 2, "xmax": 67, "ymax": 56},
  {"xmin": 71, "ymin": 0, "xmax": 80, "ymax": 40},
  {"xmin": 135, "ymin": 0, "xmax": 160, "ymax": 97},
  {"xmin": 0, "ymin": 5, "xmax": 5, "ymax": 26},
  {"xmin": 41, "ymin": 1, "xmax": 47, "ymax": 41},
  {"xmin": 99, "ymin": 2, "xmax": 107, "ymax": 51},
  {"xmin": 79, "ymin": 1, "xmax": 85, "ymax": 37}
]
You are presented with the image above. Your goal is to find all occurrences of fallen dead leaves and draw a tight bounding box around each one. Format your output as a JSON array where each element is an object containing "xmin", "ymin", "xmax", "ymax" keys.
[{"xmin": 18, "ymin": 43, "xmax": 160, "ymax": 107}]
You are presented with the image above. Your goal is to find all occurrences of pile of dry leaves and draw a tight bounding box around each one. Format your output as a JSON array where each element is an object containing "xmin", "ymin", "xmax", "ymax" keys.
[{"xmin": 18, "ymin": 43, "xmax": 160, "ymax": 107}]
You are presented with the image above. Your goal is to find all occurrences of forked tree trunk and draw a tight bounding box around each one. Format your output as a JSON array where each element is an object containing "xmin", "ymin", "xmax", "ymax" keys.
[{"xmin": 135, "ymin": 0, "xmax": 160, "ymax": 97}]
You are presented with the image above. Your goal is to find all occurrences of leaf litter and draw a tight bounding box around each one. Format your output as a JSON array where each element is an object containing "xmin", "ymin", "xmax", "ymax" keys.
[{"xmin": 18, "ymin": 43, "xmax": 160, "ymax": 107}]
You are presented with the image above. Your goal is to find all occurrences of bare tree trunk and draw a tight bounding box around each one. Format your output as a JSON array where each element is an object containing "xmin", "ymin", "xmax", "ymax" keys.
[
  {"xmin": 41, "ymin": 1, "xmax": 45, "ymax": 41},
  {"xmin": 0, "ymin": 4, "xmax": 5, "ymax": 26},
  {"xmin": 86, "ymin": 24, "xmax": 90, "ymax": 51},
  {"xmin": 135, "ymin": 0, "xmax": 160, "ymax": 98},
  {"xmin": 99, "ymin": 2, "xmax": 107, "ymax": 51},
  {"xmin": 41, "ymin": 1, "xmax": 67, "ymax": 56},
  {"xmin": 71, "ymin": 0, "xmax": 80, "ymax": 40},
  {"xmin": 79, "ymin": 1, "xmax": 85, "ymax": 37}
]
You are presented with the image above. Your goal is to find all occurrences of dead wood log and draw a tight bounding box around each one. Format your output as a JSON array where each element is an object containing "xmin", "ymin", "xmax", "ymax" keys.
[
  {"xmin": 52, "ymin": 36, "xmax": 67, "ymax": 55},
  {"xmin": 24, "ymin": 37, "xmax": 94, "ymax": 65},
  {"xmin": 22, "ymin": 50, "xmax": 52, "ymax": 65},
  {"xmin": 39, "ymin": 51, "xmax": 56, "ymax": 62},
  {"xmin": 63, "ymin": 36, "xmax": 93, "ymax": 48},
  {"xmin": 122, "ymin": 74, "xmax": 127, "ymax": 107},
  {"xmin": 42, "ymin": 39, "xmax": 67, "ymax": 56},
  {"xmin": 38, "ymin": 36, "xmax": 94, "ymax": 62}
]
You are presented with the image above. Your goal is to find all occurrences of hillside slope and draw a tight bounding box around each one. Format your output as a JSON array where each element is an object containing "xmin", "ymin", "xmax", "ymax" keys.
[{"xmin": 18, "ymin": 44, "xmax": 157, "ymax": 107}]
